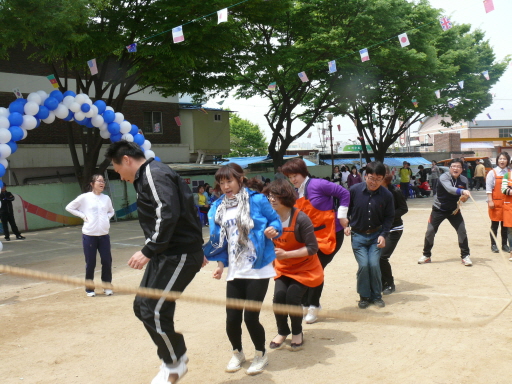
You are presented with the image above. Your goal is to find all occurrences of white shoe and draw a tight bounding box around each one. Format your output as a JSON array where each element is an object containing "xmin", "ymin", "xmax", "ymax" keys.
[
  {"xmin": 246, "ymin": 350, "xmax": 268, "ymax": 376},
  {"xmin": 418, "ymin": 256, "xmax": 431, "ymax": 264},
  {"xmin": 509, "ymin": 257, "xmax": 512, "ymax": 262},
  {"xmin": 104, "ymin": 289, "xmax": 113, "ymax": 296},
  {"xmin": 304, "ymin": 305, "xmax": 320, "ymax": 324},
  {"xmin": 302, "ymin": 305, "xmax": 308, "ymax": 320},
  {"xmin": 86, "ymin": 292, "xmax": 96, "ymax": 297},
  {"xmin": 151, "ymin": 356, "xmax": 188, "ymax": 384},
  {"xmin": 225, "ymin": 349, "xmax": 245, "ymax": 373},
  {"xmin": 461, "ymin": 256, "xmax": 473, "ymax": 266}
]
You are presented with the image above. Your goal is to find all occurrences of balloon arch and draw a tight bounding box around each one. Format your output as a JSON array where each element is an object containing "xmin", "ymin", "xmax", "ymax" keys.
[{"xmin": 0, "ymin": 89, "xmax": 159, "ymax": 187}]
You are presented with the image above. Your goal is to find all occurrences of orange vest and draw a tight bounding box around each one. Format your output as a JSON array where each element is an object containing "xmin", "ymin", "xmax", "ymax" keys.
[
  {"xmin": 272, "ymin": 209, "xmax": 324, "ymax": 288},
  {"xmin": 295, "ymin": 180, "xmax": 337, "ymax": 255},
  {"xmin": 489, "ymin": 169, "xmax": 504, "ymax": 222},
  {"xmin": 502, "ymin": 173, "xmax": 512, "ymax": 227}
]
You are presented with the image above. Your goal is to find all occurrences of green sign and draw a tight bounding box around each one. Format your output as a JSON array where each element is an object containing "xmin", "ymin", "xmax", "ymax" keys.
[{"xmin": 342, "ymin": 145, "xmax": 372, "ymax": 152}]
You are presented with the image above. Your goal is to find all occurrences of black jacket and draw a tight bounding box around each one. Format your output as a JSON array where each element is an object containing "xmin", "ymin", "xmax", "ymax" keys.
[
  {"xmin": 134, "ymin": 159, "xmax": 203, "ymax": 258},
  {"xmin": 388, "ymin": 184, "xmax": 408, "ymax": 228},
  {"xmin": 0, "ymin": 191, "xmax": 15, "ymax": 215}
]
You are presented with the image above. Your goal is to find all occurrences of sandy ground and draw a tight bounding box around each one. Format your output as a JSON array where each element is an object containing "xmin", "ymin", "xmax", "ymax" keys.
[{"xmin": 1, "ymin": 190, "xmax": 512, "ymax": 384}]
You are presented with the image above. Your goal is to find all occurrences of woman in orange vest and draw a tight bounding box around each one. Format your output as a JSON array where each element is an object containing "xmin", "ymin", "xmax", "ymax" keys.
[
  {"xmin": 264, "ymin": 179, "xmax": 322, "ymax": 351},
  {"xmin": 488, "ymin": 152, "xmax": 510, "ymax": 253}
]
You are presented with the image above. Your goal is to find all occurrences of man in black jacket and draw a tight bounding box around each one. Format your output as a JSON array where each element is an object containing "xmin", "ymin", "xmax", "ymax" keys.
[
  {"xmin": 0, "ymin": 186, "xmax": 25, "ymax": 241},
  {"xmin": 105, "ymin": 141, "xmax": 205, "ymax": 384}
]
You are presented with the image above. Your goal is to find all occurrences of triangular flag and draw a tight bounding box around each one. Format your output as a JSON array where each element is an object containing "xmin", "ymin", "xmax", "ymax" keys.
[
  {"xmin": 435, "ymin": 90, "xmax": 441, "ymax": 98},
  {"xmin": 217, "ymin": 100, "xmax": 225, "ymax": 106},
  {"xmin": 174, "ymin": 116, "xmax": 182, "ymax": 126},
  {"xmin": 12, "ymin": 87, "xmax": 22, "ymax": 98},
  {"xmin": 487, "ymin": 113, "xmax": 492, "ymax": 119},
  {"xmin": 398, "ymin": 33, "xmax": 410, "ymax": 47},
  {"xmin": 472, "ymin": 119, "xmax": 477, "ymax": 125},
  {"xmin": 200, "ymin": 108, "xmax": 208, "ymax": 115},
  {"xmin": 268, "ymin": 82, "xmax": 276, "ymax": 90},
  {"xmin": 47, "ymin": 74, "xmax": 59, "ymax": 89},
  {"xmin": 439, "ymin": 16, "xmax": 453, "ymax": 31},
  {"xmin": 217, "ymin": 8, "xmax": 228, "ymax": 24},
  {"xmin": 87, "ymin": 59, "xmax": 98, "ymax": 75},
  {"xmin": 337, "ymin": 124, "xmax": 341, "ymax": 132},
  {"xmin": 307, "ymin": 132, "xmax": 312, "ymax": 139},
  {"xmin": 328, "ymin": 60, "xmax": 337, "ymax": 73},
  {"xmin": 359, "ymin": 48, "xmax": 370, "ymax": 62},
  {"xmin": 412, "ymin": 98, "xmax": 418, "ymax": 107},
  {"xmin": 458, "ymin": 81, "xmax": 464, "ymax": 89},
  {"xmin": 448, "ymin": 102, "xmax": 455, "ymax": 108},
  {"xmin": 126, "ymin": 43, "xmax": 137, "ymax": 52},
  {"xmin": 172, "ymin": 26, "xmax": 185, "ymax": 43},
  {"xmin": 298, "ymin": 72, "xmax": 309, "ymax": 82},
  {"xmin": 482, "ymin": 70, "xmax": 490, "ymax": 80},
  {"xmin": 484, "ymin": 0, "xmax": 494, "ymax": 13}
]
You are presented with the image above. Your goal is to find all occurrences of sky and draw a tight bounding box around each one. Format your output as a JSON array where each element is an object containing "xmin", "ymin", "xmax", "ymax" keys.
[{"xmin": 204, "ymin": 0, "xmax": 512, "ymax": 148}]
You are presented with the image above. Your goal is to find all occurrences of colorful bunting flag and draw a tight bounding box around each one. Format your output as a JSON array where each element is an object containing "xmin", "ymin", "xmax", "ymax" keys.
[
  {"xmin": 458, "ymin": 80, "xmax": 464, "ymax": 89},
  {"xmin": 12, "ymin": 87, "xmax": 22, "ymax": 98},
  {"xmin": 439, "ymin": 16, "xmax": 453, "ymax": 31},
  {"xmin": 87, "ymin": 59, "xmax": 98, "ymax": 75},
  {"xmin": 268, "ymin": 82, "xmax": 277, "ymax": 90},
  {"xmin": 337, "ymin": 124, "xmax": 341, "ymax": 132},
  {"xmin": 472, "ymin": 119, "xmax": 477, "ymax": 125},
  {"xmin": 217, "ymin": 100, "xmax": 225, "ymax": 106},
  {"xmin": 412, "ymin": 98, "xmax": 418, "ymax": 108},
  {"xmin": 435, "ymin": 90, "xmax": 441, "ymax": 98},
  {"xmin": 328, "ymin": 60, "xmax": 337, "ymax": 73},
  {"xmin": 298, "ymin": 72, "xmax": 309, "ymax": 82},
  {"xmin": 307, "ymin": 132, "xmax": 312, "ymax": 139},
  {"xmin": 47, "ymin": 74, "xmax": 59, "ymax": 89},
  {"xmin": 398, "ymin": 33, "xmax": 410, "ymax": 47},
  {"xmin": 359, "ymin": 48, "xmax": 370, "ymax": 62},
  {"xmin": 484, "ymin": 0, "xmax": 494, "ymax": 13},
  {"xmin": 482, "ymin": 70, "xmax": 490, "ymax": 80},
  {"xmin": 172, "ymin": 26, "xmax": 185, "ymax": 43},
  {"xmin": 126, "ymin": 43, "xmax": 137, "ymax": 52},
  {"xmin": 218, "ymin": 8, "xmax": 228, "ymax": 24},
  {"xmin": 200, "ymin": 108, "xmax": 208, "ymax": 114},
  {"xmin": 487, "ymin": 113, "xmax": 492, "ymax": 119},
  {"xmin": 448, "ymin": 102, "xmax": 455, "ymax": 108},
  {"xmin": 174, "ymin": 116, "xmax": 182, "ymax": 126}
]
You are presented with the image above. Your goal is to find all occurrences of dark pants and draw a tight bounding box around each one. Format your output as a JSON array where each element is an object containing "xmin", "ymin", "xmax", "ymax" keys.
[
  {"xmin": 380, "ymin": 230, "xmax": 403, "ymax": 288},
  {"xmin": 1, "ymin": 212, "xmax": 21, "ymax": 239},
  {"xmin": 423, "ymin": 209, "xmax": 469, "ymax": 258},
  {"xmin": 400, "ymin": 182, "xmax": 409, "ymax": 200},
  {"xmin": 133, "ymin": 251, "xmax": 203, "ymax": 364},
  {"xmin": 490, "ymin": 221, "xmax": 508, "ymax": 247},
  {"xmin": 226, "ymin": 278, "xmax": 269, "ymax": 352},
  {"xmin": 302, "ymin": 230, "xmax": 344, "ymax": 308},
  {"xmin": 431, "ymin": 179, "xmax": 438, "ymax": 195},
  {"xmin": 474, "ymin": 176, "xmax": 484, "ymax": 190},
  {"xmin": 273, "ymin": 276, "xmax": 308, "ymax": 336},
  {"xmin": 82, "ymin": 234, "xmax": 112, "ymax": 292}
]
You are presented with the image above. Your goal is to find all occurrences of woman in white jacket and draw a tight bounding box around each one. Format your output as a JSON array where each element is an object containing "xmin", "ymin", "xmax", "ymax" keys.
[{"xmin": 66, "ymin": 174, "xmax": 115, "ymax": 297}]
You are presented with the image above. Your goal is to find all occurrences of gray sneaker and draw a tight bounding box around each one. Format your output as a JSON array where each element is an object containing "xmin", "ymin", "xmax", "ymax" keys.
[
  {"xmin": 461, "ymin": 256, "xmax": 473, "ymax": 266},
  {"xmin": 246, "ymin": 350, "xmax": 268, "ymax": 376},
  {"xmin": 225, "ymin": 349, "xmax": 245, "ymax": 373},
  {"xmin": 418, "ymin": 255, "xmax": 431, "ymax": 264}
]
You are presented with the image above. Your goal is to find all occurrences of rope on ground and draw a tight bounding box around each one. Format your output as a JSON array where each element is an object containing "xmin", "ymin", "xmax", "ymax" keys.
[{"xmin": 1, "ymin": 263, "xmax": 511, "ymax": 329}]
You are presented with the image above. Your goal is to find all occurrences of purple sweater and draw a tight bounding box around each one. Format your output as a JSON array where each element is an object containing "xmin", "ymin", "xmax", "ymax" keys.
[{"xmin": 305, "ymin": 178, "xmax": 350, "ymax": 232}]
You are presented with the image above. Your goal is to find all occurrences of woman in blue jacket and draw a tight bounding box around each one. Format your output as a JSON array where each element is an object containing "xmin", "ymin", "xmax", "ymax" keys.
[{"xmin": 205, "ymin": 163, "xmax": 282, "ymax": 377}]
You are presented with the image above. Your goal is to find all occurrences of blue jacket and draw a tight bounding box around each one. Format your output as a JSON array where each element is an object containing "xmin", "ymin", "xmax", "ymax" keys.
[{"xmin": 206, "ymin": 188, "xmax": 282, "ymax": 269}]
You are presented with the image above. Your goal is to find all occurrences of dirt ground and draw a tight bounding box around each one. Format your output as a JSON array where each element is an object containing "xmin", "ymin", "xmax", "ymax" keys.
[{"xmin": 1, "ymin": 191, "xmax": 512, "ymax": 384}]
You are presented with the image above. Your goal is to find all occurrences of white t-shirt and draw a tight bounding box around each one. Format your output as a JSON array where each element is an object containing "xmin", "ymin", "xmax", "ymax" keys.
[
  {"xmin": 65, "ymin": 192, "xmax": 115, "ymax": 236},
  {"xmin": 223, "ymin": 206, "xmax": 275, "ymax": 281}
]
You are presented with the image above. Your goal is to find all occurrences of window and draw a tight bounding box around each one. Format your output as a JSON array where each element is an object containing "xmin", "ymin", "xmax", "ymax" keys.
[
  {"xmin": 214, "ymin": 114, "xmax": 222, "ymax": 122},
  {"xmin": 499, "ymin": 128, "xmax": 512, "ymax": 138},
  {"xmin": 143, "ymin": 111, "xmax": 163, "ymax": 134}
]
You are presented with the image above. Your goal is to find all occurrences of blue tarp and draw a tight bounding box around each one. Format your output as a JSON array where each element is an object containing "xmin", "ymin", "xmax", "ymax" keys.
[
  {"xmin": 332, "ymin": 157, "xmax": 431, "ymax": 167},
  {"xmin": 219, "ymin": 156, "xmax": 317, "ymax": 169}
]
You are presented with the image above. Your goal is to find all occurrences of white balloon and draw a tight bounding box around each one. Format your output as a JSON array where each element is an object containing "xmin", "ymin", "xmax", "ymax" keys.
[
  {"xmin": 0, "ymin": 143, "xmax": 12, "ymax": 159},
  {"xmin": 114, "ymin": 112, "xmax": 124, "ymax": 124},
  {"xmin": 21, "ymin": 127, "xmax": 28, "ymax": 140},
  {"xmin": 99, "ymin": 122, "xmax": 108, "ymax": 131},
  {"xmin": 24, "ymin": 101, "xmax": 39, "ymax": 116},
  {"xmin": 36, "ymin": 90, "xmax": 48, "ymax": 103},
  {"xmin": 0, "ymin": 128, "xmax": 12, "ymax": 144},
  {"xmin": 62, "ymin": 96, "xmax": 75, "ymax": 107},
  {"xmin": 21, "ymin": 115, "xmax": 37, "ymax": 130},
  {"xmin": 144, "ymin": 150, "xmax": 156, "ymax": 160},
  {"xmin": 74, "ymin": 111, "xmax": 86, "ymax": 121},
  {"xmin": 91, "ymin": 114, "xmax": 104, "ymax": 127},
  {"xmin": 0, "ymin": 116, "xmax": 10, "ymax": 129},
  {"xmin": 141, "ymin": 140, "xmax": 152, "ymax": 150},
  {"xmin": 122, "ymin": 133, "xmax": 134, "ymax": 142},
  {"xmin": 119, "ymin": 121, "xmax": 131, "ymax": 134},
  {"xmin": 84, "ymin": 98, "xmax": 93, "ymax": 106},
  {"xmin": 0, "ymin": 108, "xmax": 9, "ymax": 117},
  {"xmin": 85, "ymin": 104, "xmax": 98, "ymax": 118},
  {"xmin": 75, "ymin": 94, "xmax": 87, "ymax": 104},
  {"xmin": 27, "ymin": 92, "xmax": 42, "ymax": 105},
  {"xmin": 105, "ymin": 106, "xmax": 114, "ymax": 112},
  {"xmin": 0, "ymin": 158, "xmax": 8, "ymax": 169},
  {"xmin": 54, "ymin": 104, "xmax": 69, "ymax": 119},
  {"xmin": 69, "ymin": 102, "xmax": 81, "ymax": 113},
  {"xmin": 0, "ymin": 241, "xmax": 3, "ymax": 252},
  {"xmin": 100, "ymin": 130, "xmax": 111, "ymax": 139},
  {"xmin": 42, "ymin": 111, "xmax": 56, "ymax": 124}
]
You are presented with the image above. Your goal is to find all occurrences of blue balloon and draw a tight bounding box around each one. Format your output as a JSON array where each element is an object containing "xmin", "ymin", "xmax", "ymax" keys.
[
  {"xmin": 93, "ymin": 100, "xmax": 107, "ymax": 115},
  {"xmin": 15, "ymin": 98, "xmax": 27, "ymax": 106},
  {"xmin": 0, "ymin": 180, "xmax": 4, "ymax": 189},
  {"xmin": 49, "ymin": 90, "xmax": 64, "ymax": 102},
  {"xmin": 133, "ymin": 133, "xmax": 145, "ymax": 146},
  {"xmin": 8, "ymin": 126, "xmax": 23, "ymax": 141},
  {"xmin": 103, "ymin": 110, "xmax": 115, "ymax": 124},
  {"xmin": 0, "ymin": 164, "xmax": 5, "ymax": 178},
  {"xmin": 108, "ymin": 122, "xmax": 120, "ymax": 135},
  {"xmin": 44, "ymin": 97, "xmax": 59, "ymax": 111},
  {"xmin": 8, "ymin": 112, "xmax": 23, "ymax": 127},
  {"xmin": 75, "ymin": 116, "xmax": 87, "ymax": 125},
  {"xmin": 85, "ymin": 118, "xmax": 94, "ymax": 128},
  {"xmin": 81, "ymin": 103, "xmax": 91, "ymax": 113},
  {"xmin": 110, "ymin": 133, "xmax": 122, "ymax": 142},
  {"xmin": 9, "ymin": 101, "xmax": 25, "ymax": 114},
  {"xmin": 154, "ymin": 156, "xmax": 161, "ymax": 162},
  {"xmin": 130, "ymin": 124, "xmax": 139, "ymax": 136},
  {"xmin": 63, "ymin": 111, "xmax": 74, "ymax": 121},
  {"xmin": 7, "ymin": 140, "xmax": 18, "ymax": 154},
  {"xmin": 35, "ymin": 105, "xmax": 50, "ymax": 120},
  {"xmin": 63, "ymin": 90, "xmax": 76, "ymax": 98},
  {"xmin": 35, "ymin": 118, "xmax": 41, "ymax": 128}
]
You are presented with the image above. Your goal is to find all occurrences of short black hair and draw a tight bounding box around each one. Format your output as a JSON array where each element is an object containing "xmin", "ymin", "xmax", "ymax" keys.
[
  {"xmin": 451, "ymin": 158, "xmax": 463, "ymax": 167},
  {"xmin": 105, "ymin": 140, "xmax": 145, "ymax": 164},
  {"xmin": 365, "ymin": 161, "xmax": 386, "ymax": 177}
]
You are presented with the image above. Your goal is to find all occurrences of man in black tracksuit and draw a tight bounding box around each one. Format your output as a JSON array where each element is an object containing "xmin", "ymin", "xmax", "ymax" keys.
[
  {"xmin": 105, "ymin": 141, "xmax": 204, "ymax": 384},
  {"xmin": 0, "ymin": 186, "xmax": 25, "ymax": 241}
]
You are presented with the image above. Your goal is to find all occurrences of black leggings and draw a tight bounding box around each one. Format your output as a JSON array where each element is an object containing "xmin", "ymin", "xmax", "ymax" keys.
[
  {"xmin": 226, "ymin": 278, "xmax": 269, "ymax": 352},
  {"xmin": 274, "ymin": 275, "xmax": 308, "ymax": 336},
  {"xmin": 490, "ymin": 221, "xmax": 508, "ymax": 247}
]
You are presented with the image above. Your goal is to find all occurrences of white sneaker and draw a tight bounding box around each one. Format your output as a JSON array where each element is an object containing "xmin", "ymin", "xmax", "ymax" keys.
[
  {"xmin": 246, "ymin": 350, "xmax": 268, "ymax": 376},
  {"xmin": 461, "ymin": 256, "xmax": 473, "ymax": 266},
  {"xmin": 418, "ymin": 256, "xmax": 431, "ymax": 264},
  {"xmin": 302, "ymin": 305, "xmax": 308, "ymax": 320},
  {"xmin": 509, "ymin": 257, "xmax": 512, "ymax": 262},
  {"xmin": 103, "ymin": 289, "xmax": 113, "ymax": 296},
  {"xmin": 225, "ymin": 349, "xmax": 245, "ymax": 373},
  {"xmin": 86, "ymin": 292, "xmax": 96, "ymax": 297},
  {"xmin": 304, "ymin": 305, "xmax": 320, "ymax": 324},
  {"xmin": 151, "ymin": 356, "xmax": 188, "ymax": 384}
]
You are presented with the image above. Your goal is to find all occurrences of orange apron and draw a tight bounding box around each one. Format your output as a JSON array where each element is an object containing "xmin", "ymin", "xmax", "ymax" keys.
[
  {"xmin": 502, "ymin": 173, "xmax": 512, "ymax": 227},
  {"xmin": 489, "ymin": 169, "xmax": 504, "ymax": 222},
  {"xmin": 295, "ymin": 179, "xmax": 337, "ymax": 255},
  {"xmin": 272, "ymin": 209, "xmax": 323, "ymax": 288}
]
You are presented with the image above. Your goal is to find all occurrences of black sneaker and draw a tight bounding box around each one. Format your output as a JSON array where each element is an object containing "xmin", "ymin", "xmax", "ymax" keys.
[
  {"xmin": 491, "ymin": 244, "xmax": 499, "ymax": 253},
  {"xmin": 503, "ymin": 245, "xmax": 510, "ymax": 253},
  {"xmin": 358, "ymin": 297, "xmax": 370, "ymax": 309},
  {"xmin": 372, "ymin": 299, "xmax": 386, "ymax": 308},
  {"xmin": 383, "ymin": 285, "xmax": 395, "ymax": 295},
  {"xmin": 4, "ymin": 237, "xmax": 9, "ymax": 241},
  {"xmin": 16, "ymin": 235, "xmax": 26, "ymax": 240}
]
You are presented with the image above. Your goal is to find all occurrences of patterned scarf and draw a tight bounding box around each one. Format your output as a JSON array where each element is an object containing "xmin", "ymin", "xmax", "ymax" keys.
[{"xmin": 214, "ymin": 187, "xmax": 254, "ymax": 264}]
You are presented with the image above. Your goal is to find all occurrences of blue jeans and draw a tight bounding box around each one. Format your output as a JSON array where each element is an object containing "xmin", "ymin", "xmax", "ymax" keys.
[{"xmin": 351, "ymin": 231, "xmax": 382, "ymax": 300}]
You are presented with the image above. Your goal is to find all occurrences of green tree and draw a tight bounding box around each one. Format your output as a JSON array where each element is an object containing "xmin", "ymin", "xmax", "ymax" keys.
[{"xmin": 228, "ymin": 113, "xmax": 268, "ymax": 157}]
